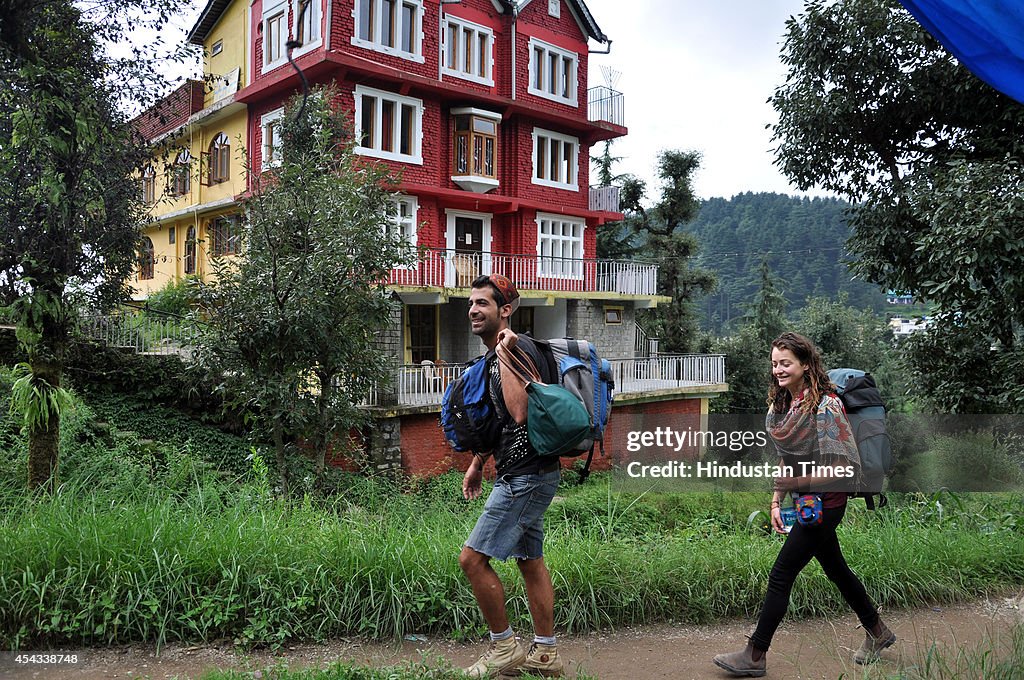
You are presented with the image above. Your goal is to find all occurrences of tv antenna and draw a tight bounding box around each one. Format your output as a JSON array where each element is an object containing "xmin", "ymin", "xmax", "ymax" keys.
[{"xmin": 600, "ymin": 65, "xmax": 622, "ymax": 90}]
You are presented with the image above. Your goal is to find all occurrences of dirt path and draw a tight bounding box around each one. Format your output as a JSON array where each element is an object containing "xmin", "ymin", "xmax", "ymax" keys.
[{"xmin": 5, "ymin": 595, "xmax": 1023, "ymax": 680}]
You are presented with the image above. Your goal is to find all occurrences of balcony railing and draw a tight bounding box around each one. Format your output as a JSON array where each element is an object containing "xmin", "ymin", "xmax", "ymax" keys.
[
  {"xmin": 588, "ymin": 86, "xmax": 625, "ymax": 126},
  {"xmin": 589, "ymin": 185, "xmax": 620, "ymax": 213},
  {"xmin": 388, "ymin": 249, "xmax": 658, "ymax": 296},
  {"xmin": 364, "ymin": 354, "xmax": 726, "ymax": 407}
]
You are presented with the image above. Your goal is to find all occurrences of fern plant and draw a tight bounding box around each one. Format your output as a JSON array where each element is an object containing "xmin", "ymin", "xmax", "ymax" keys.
[{"xmin": 8, "ymin": 362, "xmax": 74, "ymax": 434}]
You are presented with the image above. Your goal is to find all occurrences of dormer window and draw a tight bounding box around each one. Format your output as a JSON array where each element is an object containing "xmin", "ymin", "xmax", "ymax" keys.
[{"xmin": 451, "ymin": 108, "xmax": 499, "ymax": 194}]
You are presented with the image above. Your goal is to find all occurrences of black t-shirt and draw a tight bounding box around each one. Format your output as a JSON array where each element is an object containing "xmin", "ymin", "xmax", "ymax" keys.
[{"xmin": 488, "ymin": 335, "xmax": 553, "ymax": 477}]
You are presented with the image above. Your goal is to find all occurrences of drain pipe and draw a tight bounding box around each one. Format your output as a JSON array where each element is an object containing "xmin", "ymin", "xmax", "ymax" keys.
[{"xmin": 511, "ymin": 3, "xmax": 519, "ymax": 100}]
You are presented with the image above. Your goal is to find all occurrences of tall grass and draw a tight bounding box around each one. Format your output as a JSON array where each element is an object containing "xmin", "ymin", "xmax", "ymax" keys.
[{"xmin": 1, "ymin": 472, "xmax": 1022, "ymax": 649}]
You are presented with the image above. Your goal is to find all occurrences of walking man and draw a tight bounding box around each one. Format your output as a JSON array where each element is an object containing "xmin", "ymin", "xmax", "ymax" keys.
[{"xmin": 459, "ymin": 274, "xmax": 563, "ymax": 678}]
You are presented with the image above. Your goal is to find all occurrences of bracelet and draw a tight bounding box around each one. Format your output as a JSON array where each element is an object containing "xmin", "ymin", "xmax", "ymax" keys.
[{"xmin": 770, "ymin": 501, "xmax": 780, "ymax": 508}]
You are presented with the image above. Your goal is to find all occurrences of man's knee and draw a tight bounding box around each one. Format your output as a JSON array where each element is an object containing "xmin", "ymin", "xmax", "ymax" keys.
[
  {"xmin": 516, "ymin": 556, "xmax": 547, "ymax": 577},
  {"xmin": 460, "ymin": 546, "xmax": 489, "ymax": 576}
]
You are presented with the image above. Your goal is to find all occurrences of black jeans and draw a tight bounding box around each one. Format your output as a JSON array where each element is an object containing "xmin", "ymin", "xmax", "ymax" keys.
[{"xmin": 750, "ymin": 503, "xmax": 879, "ymax": 651}]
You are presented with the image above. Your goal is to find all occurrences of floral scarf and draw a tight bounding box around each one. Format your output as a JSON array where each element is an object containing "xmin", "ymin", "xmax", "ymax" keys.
[{"xmin": 766, "ymin": 389, "xmax": 861, "ymax": 469}]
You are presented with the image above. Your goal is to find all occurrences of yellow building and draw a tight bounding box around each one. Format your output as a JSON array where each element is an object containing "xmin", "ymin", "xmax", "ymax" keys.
[{"xmin": 132, "ymin": 0, "xmax": 249, "ymax": 299}]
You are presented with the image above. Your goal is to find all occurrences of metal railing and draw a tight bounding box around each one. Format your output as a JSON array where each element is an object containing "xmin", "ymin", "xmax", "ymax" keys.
[
  {"xmin": 364, "ymin": 354, "xmax": 726, "ymax": 407},
  {"xmin": 78, "ymin": 314, "xmax": 195, "ymax": 357},
  {"xmin": 589, "ymin": 185, "xmax": 620, "ymax": 213},
  {"xmin": 388, "ymin": 249, "xmax": 658, "ymax": 296},
  {"xmin": 588, "ymin": 86, "xmax": 625, "ymax": 126},
  {"xmin": 634, "ymin": 322, "xmax": 659, "ymax": 358}
]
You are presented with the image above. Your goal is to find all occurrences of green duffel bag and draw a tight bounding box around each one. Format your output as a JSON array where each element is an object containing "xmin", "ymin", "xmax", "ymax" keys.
[{"xmin": 525, "ymin": 381, "xmax": 591, "ymax": 457}]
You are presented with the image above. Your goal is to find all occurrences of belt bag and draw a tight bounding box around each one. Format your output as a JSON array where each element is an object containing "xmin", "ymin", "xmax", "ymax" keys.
[
  {"xmin": 794, "ymin": 493, "xmax": 823, "ymax": 526},
  {"xmin": 497, "ymin": 345, "xmax": 590, "ymax": 457}
]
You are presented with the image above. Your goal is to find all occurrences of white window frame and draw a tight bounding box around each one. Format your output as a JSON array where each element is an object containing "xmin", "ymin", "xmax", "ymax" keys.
[
  {"xmin": 441, "ymin": 15, "xmax": 494, "ymax": 86},
  {"xmin": 354, "ymin": 85, "xmax": 424, "ymax": 164},
  {"xmin": 536, "ymin": 213, "xmax": 585, "ymax": 280},
  {"xmin": 261, "ymin": 108, "xmax": 285, "ymax": 171},
  {"xmin": 388, "ymin": 196, "xmax": 418, "ymax": 269},
  {"xmin": 531, "ymin": 127, "xmax": 579, "ymax": 190},
  {"xmin": 292, "ymin": 0, "xmax": 322, "ymax": 57},
  {"xmin": 527, "ymin": 37, "xmax": 578, "ymax": 106},
  {"xmin": 262, "ymin": 0, "xmax": 289, "ymax": 74},
  {"xmin": 352, "ymin": 0, "xmax": 425, "ymax": 64}
]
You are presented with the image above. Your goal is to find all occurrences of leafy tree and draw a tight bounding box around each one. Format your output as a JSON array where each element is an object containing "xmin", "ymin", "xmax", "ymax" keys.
[
  {"xmin": 591, "ymin": 141, "xmax": 638, "ymax": 261},
  {"xmin": 193, "ymin": 86, "xmax": 410, "ymax": 494},
  {"xmin": 771, "ymin": 0, "xmax": 1024, "ymax": 411},
  {"xmin": 0, "ymin": 0, "xmax": 190, "ymax": 490},
  {"xmin": 622, "ymin": 150, "xmax": 716, "ymax": 353}
]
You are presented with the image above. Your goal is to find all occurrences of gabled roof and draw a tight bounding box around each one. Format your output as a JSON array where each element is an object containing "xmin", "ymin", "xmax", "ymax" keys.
[
  {"xmin": 187, "ymin": 0, "xmax": 233, "ymax": 46},
  {"xmin": 497, "ymin": 0, "xmax": 609, "ymax": 43}
]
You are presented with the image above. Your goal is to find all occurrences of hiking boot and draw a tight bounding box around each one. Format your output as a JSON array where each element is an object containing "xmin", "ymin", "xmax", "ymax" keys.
[
  {"xmin": 712, "ymin": 641, "xmax": 767, "ymax": 677},
  {"xmin": 853, "ymin": 623, "xmax": 896, "ymax": 664},
  {"xmin": 503, "ymin": 642, "xmax": 563, "ymax": 677},
  {"xmin": 463, "ymin": 637, "xmax": 526, "ymax": 678}
]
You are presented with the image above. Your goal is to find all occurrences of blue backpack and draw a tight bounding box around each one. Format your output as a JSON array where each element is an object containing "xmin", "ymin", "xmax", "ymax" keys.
[
  {"xmin": 829, "ymin": 368, "xmax": 892, "ymax": 509},
  {"xmin": 441, "ymin": 352, "xmax": 501, "ymax": 453},
  {"xmin": 533, "ymin": 337, "xmax": 614, "ymax": 483}
]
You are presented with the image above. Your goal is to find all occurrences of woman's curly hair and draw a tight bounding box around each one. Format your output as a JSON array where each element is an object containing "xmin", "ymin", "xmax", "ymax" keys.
[{"xmin": 767, "ymin": 332, "xmax": 834, "ymax": 414}]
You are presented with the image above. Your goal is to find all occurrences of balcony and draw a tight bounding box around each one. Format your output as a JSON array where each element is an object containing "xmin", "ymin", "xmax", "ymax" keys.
[
  {"xmin": 589, "ymin": 185, "xmax": 620, "ymax": 213},
  {"xmin": 364, "ymin": 354, "xmax": 726, "ymax": 407},
  {"xmin": 588, "ymin": 86, "xmax": 624, "ymax": 126},
  {"xmin": 388, "ymin": 249, "xmax": 658, "ymax": 295}
]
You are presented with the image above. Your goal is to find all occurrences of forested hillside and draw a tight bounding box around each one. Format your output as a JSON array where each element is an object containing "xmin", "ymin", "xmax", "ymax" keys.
[{"xmin": 684, "ymin": 192, "xmax": 884, "ymax": 333}]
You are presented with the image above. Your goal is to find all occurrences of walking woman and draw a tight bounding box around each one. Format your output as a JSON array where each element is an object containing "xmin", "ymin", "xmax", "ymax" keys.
[{"xmin": 713, "ymin": 332, "xmax": 895, "ymax": 677}]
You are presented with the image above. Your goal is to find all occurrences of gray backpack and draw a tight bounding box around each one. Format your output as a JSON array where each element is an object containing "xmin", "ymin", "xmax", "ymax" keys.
[
  {"xmin": 829, "ymin": 368, "xmax": 892, "ymax": 509},
  {"xmin": 532, "ymin": 337, "xmax": 614, "ymax": 483}
]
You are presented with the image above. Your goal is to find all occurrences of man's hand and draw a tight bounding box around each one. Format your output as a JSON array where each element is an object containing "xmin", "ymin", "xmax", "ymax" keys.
[
  {"xmin": 463, "ymin": 455, "xmax": 484, "ymax": 500},
  {"xmin": 496, "ymin": 328, "xmax": 518, "ymax": 351}
]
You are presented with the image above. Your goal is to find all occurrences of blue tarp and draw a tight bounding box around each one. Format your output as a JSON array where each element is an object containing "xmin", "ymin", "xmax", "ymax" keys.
[{"xmin": 899, "ymin": 0, "xmax": 1024, "ymax": 104}]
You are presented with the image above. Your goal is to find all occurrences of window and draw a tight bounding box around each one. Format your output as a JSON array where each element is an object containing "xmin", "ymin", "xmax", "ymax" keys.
[
  {"xmin": 294, "ymin": 0, "xmax": 321, "ymax": 49},
  {"xmin": 451, "ymin": 109, "xmax": 499, "ymax": 190},
  {"xmin": 532, "ymin": 128, "xmax": 578, "ymax": 189},
  {"xmin": 442, "ymin": 15, "xmax": 493, "ymax": 85},
  {"xmin": 261, "ymin": 108, "xmax": 284, "ymax": 171},
  {"xmin": 528, "ymin": 38, "xmax": 577, "ymax": 105},
  {"xmin": 168, "ymin": 226, "xmax": 176, "ymax": 245},
  {"xmin": 141, "ymin": 166, "xmax": 155, "ymax": 204},
  {"xmin": 184, "ymin": 226, "xmax": 197, "ymax": 275},
  {"xmin": 210, "ymin": 217, "xmax": 241, "ymax": 257},
  {"xmin": 139, "ymin": 237, "xmax": 155, "ymax": 280},
  {"xmin": 388, "ymin": 196, "xmax": 418, "ymax": 268},
  {"xmin": 353, "ymin": 0, "xmax": 423, "ymax": 62},
  {"xmin": 354, "ymin": 86, "xmax": 423, "ymax": 164},
  {"xmin": 604, "ymin": 306, "xmax": 623, "ymax": 325},
  {"xmin": 206, "ymin": 132, "xmax": 231, "ymax": 185},
  {"xmin": 168, "ymin": 149, "xmax": 191, "ymax": 197},
  {"xmin": 263, "ymin": 1, "xmax": 287, "ymax": 71},
  {"xmin": 536, "ymin": 214, "xmax": 584, "ymax": 279},
  {"xmin": 211, "ymin": 39, "xmax": 224, "ymax": 56}
]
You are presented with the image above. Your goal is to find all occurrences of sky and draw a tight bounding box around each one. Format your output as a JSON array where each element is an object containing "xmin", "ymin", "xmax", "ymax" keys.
[
  {"xmin": 582, "ymin": 0, "xmax": 810, "ymax": 200},
  {"xmin": 158, "ymin": 0, "xmax": 811, "ymax": 201}
]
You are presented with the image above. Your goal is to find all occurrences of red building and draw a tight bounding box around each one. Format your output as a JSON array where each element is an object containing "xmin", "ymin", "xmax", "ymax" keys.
[{"xmin": 181, "ymin": 0, "xmax": 728, "ymax": 473}]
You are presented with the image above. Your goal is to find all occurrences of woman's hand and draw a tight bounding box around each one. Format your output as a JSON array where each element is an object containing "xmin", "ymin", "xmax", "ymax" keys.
[
  {"xmin": 770, "ymin": 505, "xmax": 787, "ymax": 534},
  {"xmin": 773, "ymin": 475, "xmax": 799, "ymax": 493}
]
